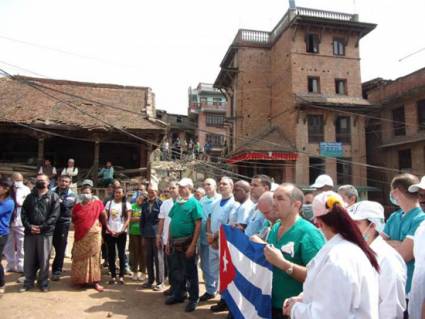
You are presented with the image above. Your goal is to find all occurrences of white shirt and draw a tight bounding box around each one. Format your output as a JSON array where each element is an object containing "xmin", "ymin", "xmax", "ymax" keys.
[
  {"xmin": 409, "ymin": 221, "xmax": 425, "ymax": 319},
  {"xmin": 158, "ymin": 198, "xmax": 174, "ymax": 244},
  {"xmin": 370, "ymin": 236, "xmax": 406, "ymax": 319},
  {"xmin": 61, "ymin": 167, "xmax": 79, "ymax": 177},
  {"xmin": 292, "ymin": 234, "xmax": 379, "ymax": 319},
  {"xmin": 105, "ymin": 200, "xmax": 131, "ymax": 232},
  {"xmin": 229, "ymin": 198, "xmax": 254, "ymax": 226},
  {"xmin": 12, "ymin": 183, "xmax": 31, "ymax": 227}
]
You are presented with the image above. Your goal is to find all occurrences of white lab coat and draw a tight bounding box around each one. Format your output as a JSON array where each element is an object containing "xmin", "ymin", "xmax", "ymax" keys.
[
  {"xmin": 409, "ymin": 221, "xmax": 425, "ymax": 319},
  {"xmin": 291, "ymin": 234, "xmax": 379, "ymax": 319},
  {"xmin": 370, "ymin": 236, "xmax": 406, "ymax": 319}
]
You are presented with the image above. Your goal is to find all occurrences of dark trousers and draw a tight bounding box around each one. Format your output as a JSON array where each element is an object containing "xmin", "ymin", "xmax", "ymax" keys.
[
  {"xmin": 52, "ymin": 222, "xmax": 70, "ymax": 275},
  {"xmin": 169, "ymin": 249, "xmax": 199, "ymax": 302},
  {"xmin": 143, "ymin": 237, "xmax": 164, "ymax": 285},
  {"xmin": 23, "ymin": 234, "xmax": 53, "ymax": 289},
  {"xmin": 0, "ymin": 234, "xmax": 9, "ymax": 287},
  {"xmin": 105, "ymin": 233, "xmax": 127, "ymax": 278}
]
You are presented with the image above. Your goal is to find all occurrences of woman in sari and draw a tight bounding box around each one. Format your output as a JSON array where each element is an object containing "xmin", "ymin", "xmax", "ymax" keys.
[{"xmin": 71, "ymin": 185, "xmax": 106, "ymax": 292}]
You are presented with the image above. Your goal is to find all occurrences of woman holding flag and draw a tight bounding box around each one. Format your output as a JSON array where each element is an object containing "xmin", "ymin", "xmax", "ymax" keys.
[{"xmin": 283, "ymin": 191, "xmax": 380, "ymax": 319}]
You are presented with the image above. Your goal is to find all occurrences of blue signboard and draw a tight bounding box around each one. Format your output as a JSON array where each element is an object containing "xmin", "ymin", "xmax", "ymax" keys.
[{"xmin": 320, "ymin": 142, "xmax": 343, "ymax": 157}]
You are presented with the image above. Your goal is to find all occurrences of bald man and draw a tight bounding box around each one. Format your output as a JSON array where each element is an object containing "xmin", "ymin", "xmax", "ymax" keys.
[
  {"xmin": 4, "ymin": 173, "xmax": 30, "ymax": 273},
  {"xmin": 230, "ymin": 180, "xmax": 254, "ymax": 229},
  {"xmin": 256, "ymin": 191, "xmax": 278, "ymax": 240}
]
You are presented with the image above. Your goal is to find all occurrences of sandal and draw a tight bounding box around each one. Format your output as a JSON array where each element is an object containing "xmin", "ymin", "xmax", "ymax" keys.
[{"xmin": 94, "ymin": 283, "xmax": 104, "ymax": 292}]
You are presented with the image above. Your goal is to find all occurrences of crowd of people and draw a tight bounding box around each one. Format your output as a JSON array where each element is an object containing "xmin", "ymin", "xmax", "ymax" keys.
[{"xmin": 0, "ymin": 170, "xmax": 425, "ymax": 319}]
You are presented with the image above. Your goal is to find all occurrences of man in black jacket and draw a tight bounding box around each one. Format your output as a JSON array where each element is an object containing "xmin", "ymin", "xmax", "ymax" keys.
[
  {"xmin": 51, "ymin": 174, "xmax": 76, "ymax": 281},
  {"xmin": 20, "ymin": 174, "xmax": 60, "ymax": 292},
  {"xmin": 140, "ymin": 182, "xmax": 163, "ymax": 290}
]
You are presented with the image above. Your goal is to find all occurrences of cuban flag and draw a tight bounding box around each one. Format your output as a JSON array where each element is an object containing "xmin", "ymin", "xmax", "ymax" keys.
[{"xmin": 219, "ymin": 224, "xmax": 273, "ymax": 319}]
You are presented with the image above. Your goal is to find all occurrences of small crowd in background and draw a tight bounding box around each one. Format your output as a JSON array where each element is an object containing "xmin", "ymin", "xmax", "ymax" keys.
[{"xmin": 1, "ymin": 168, "xmax": 425, "ymax": 318}]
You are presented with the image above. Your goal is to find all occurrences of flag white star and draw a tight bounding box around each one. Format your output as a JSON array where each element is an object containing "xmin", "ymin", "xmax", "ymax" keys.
[{"xmin": 223, "ymin": 252, "xmax": 229, "ymax": 272}]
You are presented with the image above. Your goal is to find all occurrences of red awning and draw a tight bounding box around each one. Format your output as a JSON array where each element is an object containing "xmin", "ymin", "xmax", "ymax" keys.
[{"xmin": 226, "ymin": 152, "xmax": 298, "ymax": 164}]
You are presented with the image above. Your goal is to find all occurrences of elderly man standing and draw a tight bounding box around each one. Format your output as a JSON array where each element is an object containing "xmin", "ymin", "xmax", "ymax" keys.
[
  {"xmin": 165, "ymin": 178, "xmax": 202, "ymax": 312},
  {"xmin": 208, "ymin": 176, "xmax": 239, "ymax": 313},
  {"xmin": 4, "ymin": 173, "xmax": 30, "ymax": 274},
  {"xmin": 338, "ymin": 184, "xmax": 359, "ymax": 208},
  {"xmin": 199, "ymin": 178, "xmax": 221, "ymax": 302},
  {"xmin": 256, "ymin": 191, "xmax": 279, "ymax": 240},
  {"xmin": 20, "ymin": 174, "xmax": 60, "ymax": 292},
  {"xmin": 140, "ymin": 183, "xmax": 163, "ymax": 291}
]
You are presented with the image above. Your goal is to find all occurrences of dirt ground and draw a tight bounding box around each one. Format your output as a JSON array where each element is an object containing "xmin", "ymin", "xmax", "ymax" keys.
[{"xmin": 0, "ymin": 232, "xmax": 227, "ymax": 319}]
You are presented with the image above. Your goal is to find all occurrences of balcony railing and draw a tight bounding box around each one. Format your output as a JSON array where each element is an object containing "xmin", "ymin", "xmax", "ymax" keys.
[
  {"xmin": 189, "ymin": 102, "xmax": 227, "ymax": 113},
  {"xmin": 233, "ymin": 7, "xmax": 357, "ymax": 48}
]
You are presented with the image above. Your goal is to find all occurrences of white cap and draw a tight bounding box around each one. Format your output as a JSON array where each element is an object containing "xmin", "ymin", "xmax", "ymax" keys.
[
  {"xmin": 310, "ymin": 174, "xmax": 334, "ymax": 189},
  {"xmin": 312, "ymin": 191, "xmax": 344, "ymax": 217},
  {"xmin": 348, "ymin": 200, "xmax": 385, "ymax": 232},
  {"xmin": 408, "ymin": 176, "xmax": 425, "ymax": 193},
  {"xmin": 177, "ymin": 177, "xmax": 194, "ymax": 188}
]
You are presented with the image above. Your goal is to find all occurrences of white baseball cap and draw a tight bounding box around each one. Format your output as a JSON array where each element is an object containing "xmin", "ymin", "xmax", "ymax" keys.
[
  {"xmin": 310, "ymin": 174, "xmax": 334, "ymax": 189},
  {"xmin": 177, "ymin": 177, "xmax": 194, "ymax": 188},
  {"xmin": 408, "ymin": 176, "xmax": 425, "ymax": 193},
  {"xmin": 348, "ymin": 201, "xmax": 385, "ymax": 232},
  {"xmin": 312, "ymin": 191, "xmax": 344, "ymax": 217}
]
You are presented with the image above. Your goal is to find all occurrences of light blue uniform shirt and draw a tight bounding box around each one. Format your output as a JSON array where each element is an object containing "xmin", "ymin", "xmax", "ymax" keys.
[
  {"xmin": 383, "ymin": 207, "xmax": 425, "ymax": 294},
  {"xmin": 229, "ymin": 198, "xmax": 254, "ymax": 226},
  {"xmin": 209, "ymin": 196, "xmax": 239, "ymax": 234},
  {"xmin": 245, "ymin": 205, "xmax": 266, "ymax": 237},
  {"xmin": 199, "ymin": 193, "xmax": 221, "ymax": 245}
]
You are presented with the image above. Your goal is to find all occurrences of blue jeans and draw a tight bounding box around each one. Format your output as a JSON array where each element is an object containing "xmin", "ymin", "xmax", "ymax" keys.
[
  {"xmin": 199, "ymin": 243, "xmax": 216, "ymax": 295},
  {"xmin": 208, "ymin": 247, "xmax": 219, "ymax": 293},
  {"xmin": 169, "ymin": 249, "xmax": 199, "ymax": 302}
]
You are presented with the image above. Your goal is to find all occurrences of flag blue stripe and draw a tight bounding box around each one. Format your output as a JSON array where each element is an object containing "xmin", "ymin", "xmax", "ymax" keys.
[
  {"xmin": 223, "ymin": 224, "xmax": 272, "ymax": 270},
  {"xmin": 222, "ymin": 289, "xmax": 245, "ymax": 319},
  {"xmin": 234, "ymin": 269, "xmax": 272, "ymax": 318}
]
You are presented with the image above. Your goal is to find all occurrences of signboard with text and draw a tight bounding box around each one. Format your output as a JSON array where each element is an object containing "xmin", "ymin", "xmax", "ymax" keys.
[{"xmin": 320, "ymin": 142, "xmax": 343, "ymax": 157}]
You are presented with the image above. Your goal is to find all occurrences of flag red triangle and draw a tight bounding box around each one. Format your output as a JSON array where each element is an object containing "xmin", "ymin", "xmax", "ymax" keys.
[{"xmin": 219, "ymin": 225, "xmax": 236, "ymax": 293}]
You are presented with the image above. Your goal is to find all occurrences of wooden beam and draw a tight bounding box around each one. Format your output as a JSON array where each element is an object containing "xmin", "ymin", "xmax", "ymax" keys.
[
  {"xmin": 93, "ymin": 139, "xmax": 100, "ymax": 184},
  {"xmin": 37, "ymin": 137, "xmax": 45, "ymax": 167}
]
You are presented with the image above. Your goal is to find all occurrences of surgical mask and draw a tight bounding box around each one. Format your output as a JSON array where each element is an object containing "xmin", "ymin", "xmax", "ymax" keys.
[
  {"xmin": 80, "ymin": 194, "xmax": 93, "ymax": 202},
  {"xmin": 362, "ymin": 223, "xmax": 373, "ymax": 241},
  {"xmin": 35, "ymin": 180, "xmax": 46, "ymax": 190},
  {"xmin": 14, "ymin": 181, "xmax": 24, "ymax": 188},
  {"xmin": 302, "ymin": 204, "xmax": 314, "ymax": 221},
  {"xmin": 389, "ymin": 193, "xmax": 399, "ymax": 206}
]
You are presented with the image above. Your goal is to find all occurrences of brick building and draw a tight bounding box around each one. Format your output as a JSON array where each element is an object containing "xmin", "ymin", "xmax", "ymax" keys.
[
  {"xmin": 214, "ymin": 6, "xmax": 376, "ymax": 188},
  {"xmin": 364, "ymin": 68, "xmax": 425, "ymax": 203},
  {"xmin": 0, "ymin": 76, "xmax": 166, "ymax": 182},
  {"xmin": 188, "ymin": 83, "xmax": 230, "ymax": 157}
]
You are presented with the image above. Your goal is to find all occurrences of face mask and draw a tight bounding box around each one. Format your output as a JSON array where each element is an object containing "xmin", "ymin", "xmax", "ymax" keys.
[
  {"xmin": 302, "ymin": 204, "xmax": 314, "ymax": 221},
  {"xmin": 389, "ymin": 193, "xmax": 399, "ymax": 206},
  {"xmin": 14, "ymin": 181, "xmax": 24, "ymax": 188},
  {"xmin": 35, "ymin": 180, "xmax": 46, "ymax": 190},
  {"xmin": 362, "ymin": 223, "xmax": 373, "ymax": 241},
  {"xmin": 80, "ymin": 194, "xmax": 92, "ymax": 202}
]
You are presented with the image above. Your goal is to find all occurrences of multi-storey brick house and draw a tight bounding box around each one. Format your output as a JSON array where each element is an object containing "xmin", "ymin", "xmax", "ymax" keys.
[
  {"xmin": 364, "ymin": 68, "xmax": 425, "ymax": 203},
  {"xmin": 188, "ymin": 83, "xmax": 230, "ymax": 157},
  {"xmin": 214, "ymin": 6, "xmax": 376, "ymax": 188}
]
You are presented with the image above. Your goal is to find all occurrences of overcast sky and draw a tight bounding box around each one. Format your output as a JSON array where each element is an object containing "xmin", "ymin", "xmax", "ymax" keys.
[{"xmin": 0, "ymin": 0, "xmax": 424, "ymax": 114}]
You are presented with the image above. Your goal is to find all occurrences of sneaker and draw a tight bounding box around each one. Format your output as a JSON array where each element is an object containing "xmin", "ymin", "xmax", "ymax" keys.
[
  {"xmin": 210, "ymin": 299, "xmax": 228, "ymax": 312},
  {"xmin": 118, "ymin": 277, "xmax": 125, "ymax": 285},
  {"xmin": 185, "ymin": 301, "xmax": 198, "ymax": 312},
  {"xmin": 131, "ymin": 273, "xmax": 138, "ymax": 281},
  {"xmin": 0, "ymin": 285, "xmax": 5, "ymax": 294},
  {"xmin": 108, "ymin": 278, "xmax": 117, "ymax": 285},
  {"xmin": 199, "ymin": 292, "xmax": 215, "ymax": 302},
  {"xmin": 137, "ymin": 272, "xmax": 145, "ymax": 281},
  {"xmin": 19, "ymin": 286, "xmax": 32, "ymax": 293},
  {"xmin": 16, "ymin": 276, "xmax": 25, "ymax": 284},
  {"xmin": 165, "ymin": 296, "xmax": 185, "ymax": 305},
  {"xmin": 152, "ymin": 284, "xmax": 164, "ymax": 292}
]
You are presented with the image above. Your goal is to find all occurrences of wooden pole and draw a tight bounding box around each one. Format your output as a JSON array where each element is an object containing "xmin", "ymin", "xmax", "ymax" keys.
[
  {"xmin": 93, "ymin": 140, "xmax": 100, "ymax": 185},
  {"xmin": 37, "ymin": 137, "xmax": 45, "ymax": 168}
]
